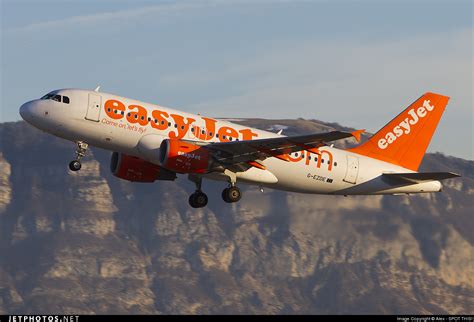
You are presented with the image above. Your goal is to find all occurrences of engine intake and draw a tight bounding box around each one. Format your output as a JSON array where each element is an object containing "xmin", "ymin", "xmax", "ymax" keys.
[
  {"xmin": 159, "ymin": 139, "xmax": 211, "ymax": 174},
  {"xmin": 110, "ymin": 152, "xmax": 176, "ymax": 182}
]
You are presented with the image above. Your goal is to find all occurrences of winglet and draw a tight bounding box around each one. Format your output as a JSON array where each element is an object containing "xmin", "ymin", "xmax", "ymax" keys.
[
  {"xmin": 94, "ymin": 85, "xmax": 101, "ymax": 92},
  {"xmin": 351, "ymin": 129, "xmax": 365, "ymax": 143}
]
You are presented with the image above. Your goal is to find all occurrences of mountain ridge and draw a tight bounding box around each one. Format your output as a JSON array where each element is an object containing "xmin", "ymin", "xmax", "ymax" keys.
[{"xmin": 0, "ymin": 120, "xmax": 472, "ymax": 314}]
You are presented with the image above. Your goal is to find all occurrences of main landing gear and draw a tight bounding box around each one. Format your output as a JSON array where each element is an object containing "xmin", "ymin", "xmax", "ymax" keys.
[
  {"xmin": 187, "ymin": 171, "xmax": 243, "ymax": 208},
  {"xmin": 68, "ymin": 141, "xmax": 88, "ymax": 172},
  {"xmin": 222, "ymin": 186, "xmax": 242, "ymax": 203},
  {"xmin": 188, "ymin": 175, "xmax": 208, "ymax": 208},
  {"xmin": 221, "ymin": 169, "xmax": 242, "ymax": 203},
  {"xmin": 189, "ymin": 191, "xmax": 208, "ymax": 208}
]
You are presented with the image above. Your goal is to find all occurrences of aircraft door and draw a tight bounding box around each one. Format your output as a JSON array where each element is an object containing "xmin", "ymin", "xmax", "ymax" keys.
[
  {"xmin": 85, "ymin": 93, "xmax": 102, "ymax": 122},
  {"xmin": 343, "ymin": 155, "xmax": 359, "ymax": 184}
]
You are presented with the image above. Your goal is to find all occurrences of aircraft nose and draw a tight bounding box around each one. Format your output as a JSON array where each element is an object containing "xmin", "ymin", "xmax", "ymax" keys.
[{"xmin": 19, "ymin": 102, "xmax": 33, "ymax": 122}]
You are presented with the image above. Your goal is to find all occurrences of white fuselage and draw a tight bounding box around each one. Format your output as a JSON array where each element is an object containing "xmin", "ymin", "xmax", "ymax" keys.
[{"xmin": 19, "ymin": 89, "xmax": 442, "ymax": 195}]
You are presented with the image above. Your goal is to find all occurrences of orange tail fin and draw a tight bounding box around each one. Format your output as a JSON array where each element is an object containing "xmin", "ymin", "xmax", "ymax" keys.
[{"xmin": 348, "ymin": 92, "xmax": 450, "ymax": 171}]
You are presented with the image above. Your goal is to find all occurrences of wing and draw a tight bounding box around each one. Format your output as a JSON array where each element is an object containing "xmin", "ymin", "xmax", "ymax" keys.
[
  {"xmin": 382, "ymin": 172, "xmax": 461, "ymax": 184},
  {"xmin": 193, "ymin": 130, "xmax": 362, "ymax": 172}
]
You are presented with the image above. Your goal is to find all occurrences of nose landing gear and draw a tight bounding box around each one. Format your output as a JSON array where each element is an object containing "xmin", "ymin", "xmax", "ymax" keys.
[{"xmin": 69, "ymin": 141, "xmax": 88, "ymax": 172}]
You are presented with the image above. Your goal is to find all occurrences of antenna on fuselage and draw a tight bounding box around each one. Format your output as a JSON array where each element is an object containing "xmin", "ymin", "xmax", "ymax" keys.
[{"xmin": 94, "ymin": 85, "xmax": 101, "ymax": 92}]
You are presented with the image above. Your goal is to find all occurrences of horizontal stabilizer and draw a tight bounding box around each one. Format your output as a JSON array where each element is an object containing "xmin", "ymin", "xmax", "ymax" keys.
[{"xmin": 383, "ymin": 172, "xmax": 460, "ymax": 184}]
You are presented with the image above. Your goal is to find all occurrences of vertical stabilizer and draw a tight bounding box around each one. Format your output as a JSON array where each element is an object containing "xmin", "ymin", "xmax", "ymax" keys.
[{"xmin": 348, "ymin": 93, "xmax": 450, "ymax": 171}]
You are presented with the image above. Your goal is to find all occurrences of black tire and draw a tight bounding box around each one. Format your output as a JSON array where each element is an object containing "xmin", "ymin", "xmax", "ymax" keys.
[
  {"xmin": 189, "ymin": 193, "xmax": 197, "ymax": 208},
  {"xmin": 222, "ymin": 188, "xmax": 231, "ymax": 203},
  {"xmin": 69, "ymin": 160, "xmax": 82, "ymax": 171},
  {"xmin": 189, "ymin": 192, "xmax": 208, "ymax": 208},
  {"xmin": 223, "ymin": 186, "xmax": 242, "ymax": 203},
  {"xmin": 194, "ymin": 192, "xmax": 208, "ymax": 208}
]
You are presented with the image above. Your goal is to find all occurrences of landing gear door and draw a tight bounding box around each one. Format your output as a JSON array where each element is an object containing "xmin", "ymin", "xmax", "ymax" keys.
[
  {"xmin": 343, "ymin": 155, "xmax": 359, "ymax": 184},
  {"xmin": 85, "ymin": 93, "xmax": 102, "ymax": 122}
]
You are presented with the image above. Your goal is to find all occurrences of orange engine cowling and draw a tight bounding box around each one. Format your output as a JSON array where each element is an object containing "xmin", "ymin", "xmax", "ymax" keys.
[
  {"xmin": 110, "ymin": 152, "xmax": 176, "ymax": 182},
  {"xmin": 159, "ymin": 139, "xmax": 211, "ymax": 174}
]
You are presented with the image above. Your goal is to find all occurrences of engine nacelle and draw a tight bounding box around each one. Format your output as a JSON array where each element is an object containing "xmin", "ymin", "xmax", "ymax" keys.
[
  {"xmin": 159, "ymin": 139, "xmax": 211, "ymax": 174},
  {"xmin": 110, "ymin": 152, "xmax": 176, "ymax": 182}
]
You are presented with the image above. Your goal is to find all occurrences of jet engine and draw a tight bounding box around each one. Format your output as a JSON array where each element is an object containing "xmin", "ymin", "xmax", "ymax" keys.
[
  {"xmin": 110, "ymin": 152, "xmax": 176, "ymax": 182},
  {"xmin": 159, "ymin": 139, "xmax": 211, "ymax": 174}
]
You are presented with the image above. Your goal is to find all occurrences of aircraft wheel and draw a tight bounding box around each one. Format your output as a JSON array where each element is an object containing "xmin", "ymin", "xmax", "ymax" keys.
[
  {"xmin": 69, "ymin": 160, "xmax": 82, "ymax": 171},
  {"xmin": 222, "ymin": 186, "xmax": 242, "ymax": 203},
  {"xmin": 222, "ymin": 188, "xmax": 230, "ymax": 203},
  {"xmin": 189, "ymin": 191, "xmax": 208, "ymax": 208}
]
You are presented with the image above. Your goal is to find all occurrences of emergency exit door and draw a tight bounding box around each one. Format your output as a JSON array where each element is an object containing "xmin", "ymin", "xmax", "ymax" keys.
[
  {"xmin": 85, "ymin": 93, "xmax": 102, "ymax": 122},
  {"xmin": 343, "ymin": 155, "xmax": 359, "ymax": 184}
]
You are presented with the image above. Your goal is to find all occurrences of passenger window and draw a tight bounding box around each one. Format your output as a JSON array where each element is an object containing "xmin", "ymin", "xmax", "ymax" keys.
[{"xmin": 63, "ymin": 96, "xmax": 70, "ymax": 104}]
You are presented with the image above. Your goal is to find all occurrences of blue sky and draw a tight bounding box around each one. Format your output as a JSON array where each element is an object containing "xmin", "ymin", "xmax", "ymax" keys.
[{"xmin": 1, "ymin": 0, "xmax": 472, "ymax": 159}]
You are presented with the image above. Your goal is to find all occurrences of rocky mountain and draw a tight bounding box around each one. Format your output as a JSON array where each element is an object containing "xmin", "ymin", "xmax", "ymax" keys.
[{"xmin": 0, "ymin": 120, "xmax": 472, "ymax": 314}]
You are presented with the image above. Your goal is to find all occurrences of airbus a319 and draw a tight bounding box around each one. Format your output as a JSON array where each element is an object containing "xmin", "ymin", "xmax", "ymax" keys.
[{"xmin": 19, "ymin": 88, "xmax": 459, "ymax": 208}]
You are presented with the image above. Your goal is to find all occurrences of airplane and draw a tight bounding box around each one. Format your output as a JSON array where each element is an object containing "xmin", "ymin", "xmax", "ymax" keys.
[{"xmin": 19, "ymin": 88, "xmax": 460, "ymax": 208}]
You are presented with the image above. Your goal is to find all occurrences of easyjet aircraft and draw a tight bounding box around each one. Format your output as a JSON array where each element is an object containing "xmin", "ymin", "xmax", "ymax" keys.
[{"xmin": 19, "ymin": 88, "xmax": 460, "ymax": 208}]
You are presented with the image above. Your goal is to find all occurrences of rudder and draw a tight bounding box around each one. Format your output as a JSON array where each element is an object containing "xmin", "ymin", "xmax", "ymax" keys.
[{"xmin": 348, "ymin": 92, "xmax": 450, "ymax": 171}]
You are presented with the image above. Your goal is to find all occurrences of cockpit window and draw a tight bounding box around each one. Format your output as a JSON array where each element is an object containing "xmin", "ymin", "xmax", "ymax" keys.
[
  {"xmin": 40, "ymin": 93, "xmax": 71, "ymax": 104},
  {"xmin": 41, "ymin": 93, "xmax": 54, "ymax": 100}
]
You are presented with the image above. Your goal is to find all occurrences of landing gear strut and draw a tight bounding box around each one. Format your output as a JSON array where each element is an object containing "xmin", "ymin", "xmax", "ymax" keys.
[
  {"xmin": 69, "ymin": 141, "xmax": 88, "ymax": 171},
  {"xmin": 221, "ymin": 169, "xmax": 242, "ymax": 203},
  {"xmin": 188, "ymin": 175, "xmax": 208, "ymax": 208}
]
